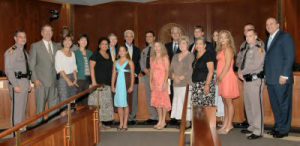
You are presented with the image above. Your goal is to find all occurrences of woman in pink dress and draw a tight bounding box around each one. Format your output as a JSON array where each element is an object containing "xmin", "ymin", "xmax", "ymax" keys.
[
  {"xmin": 216, "ymin": 30, "xmax": 240, "ymax": 134},
  {"xmin": 150, "ymin": 42, "xmax": 171, "ymax": 130}
]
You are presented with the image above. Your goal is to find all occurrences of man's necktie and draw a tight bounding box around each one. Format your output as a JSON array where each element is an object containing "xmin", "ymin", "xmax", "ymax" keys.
[
  {"xmin": 48, "ymin": 42, "xmax": 53, "ymax": 61},
  {"xmin": 173, "ymin": 43, "xmax": 178, "ymax": 54},
  {"xmin": 267, "ymin": 36, "xmax": 273, "ymax": 50}
]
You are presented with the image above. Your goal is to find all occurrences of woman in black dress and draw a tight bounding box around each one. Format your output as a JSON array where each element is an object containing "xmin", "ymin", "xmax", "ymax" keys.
[
  {"xmin": 192, "ymin": 38, "xmax": 215, "ymax": 107},
  {"xmin": 90, "ymin": 37, "xmax": 114, "ymax": 128}
]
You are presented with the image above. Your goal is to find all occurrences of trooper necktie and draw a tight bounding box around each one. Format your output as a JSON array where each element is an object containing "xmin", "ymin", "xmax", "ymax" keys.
[
  {"xmin": 22, "ymin": 49, "xmax": 29, "ymax": 76},
  {"xmin": 240, "ymin": 45, "xmax": 249, "ymax": 70},
  {"xmin": 146, "ymin": 46, "xmax": 151, "ymax": 69}
]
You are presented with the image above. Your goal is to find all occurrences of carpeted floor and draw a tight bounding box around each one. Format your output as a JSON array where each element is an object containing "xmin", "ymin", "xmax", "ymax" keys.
[{"xmin": 99, "ymin": 126, "xmax": 300, "ymax": 146}]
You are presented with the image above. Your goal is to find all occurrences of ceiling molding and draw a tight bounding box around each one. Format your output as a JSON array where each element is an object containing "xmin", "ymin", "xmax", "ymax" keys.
[{"xmin": 40, "ymin": 0, "xmax": 157, "ymax": 6}]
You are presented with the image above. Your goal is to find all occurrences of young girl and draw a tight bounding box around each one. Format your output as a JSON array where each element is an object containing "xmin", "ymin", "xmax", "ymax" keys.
[
  {"xmin": 150, "ymin": 42, "xmax": 171, "ymax": 130},
  {"xmin": 111, "ymin": 46, "xmax": 135, "ymax": 131}
]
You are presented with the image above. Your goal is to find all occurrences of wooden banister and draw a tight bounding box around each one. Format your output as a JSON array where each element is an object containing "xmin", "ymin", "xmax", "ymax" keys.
[
  {"xmin": 0, "ymin": 84, "xmax": 102, "ymax": 138},
  {"xmin": 178, "ymin": 85, "xmax": 190, "ymax": 146}
]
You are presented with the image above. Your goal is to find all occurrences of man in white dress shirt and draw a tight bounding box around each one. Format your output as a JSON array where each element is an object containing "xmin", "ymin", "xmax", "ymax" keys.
[
  {"xmin": 29, "ymin": 24, "xmax": 59, "ymax": 124},
  {"xmin": 124, "ymin": 30, "xmax": 141, "ymax": 124}
]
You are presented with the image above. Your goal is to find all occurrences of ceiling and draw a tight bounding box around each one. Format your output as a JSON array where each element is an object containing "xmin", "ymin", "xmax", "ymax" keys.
[{"xmin": 40, "ymin": 0, "xmax": 157, "ymax": 6}]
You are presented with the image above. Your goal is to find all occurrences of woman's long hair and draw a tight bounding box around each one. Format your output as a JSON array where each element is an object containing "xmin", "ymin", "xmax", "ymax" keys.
[
  {"xmin": 150, "ymin": 42, "xmax": 168, "ymax": 59},
  {"xmin": 116, "ymin": 46, "xmax": 131, "ymax": 60},
  {"xmin": 216, "ymin": 30, "xmax": 237, "ymax": 55}
]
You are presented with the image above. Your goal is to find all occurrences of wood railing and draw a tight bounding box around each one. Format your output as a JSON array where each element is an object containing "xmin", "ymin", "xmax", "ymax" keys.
[
  {"xmin": 178, "ymin": 85, "xmax": 221, "ymax": 146},
  {"xmin": 178, "ymin": 85, "xmax": 190, "ymax": 146},
  {"xmin": 0, "ymin": 84, "xmax": 102, "ymax": 146}
]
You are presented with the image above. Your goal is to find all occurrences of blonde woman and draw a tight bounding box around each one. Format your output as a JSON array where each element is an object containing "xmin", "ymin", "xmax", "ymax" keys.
[
  {"xmin": 216, "ymin": 30, "xmax": 239, "ymax": 134},
  {"xmin": 150, "ymin": 42, "xmax": 171, "ymax": 130}
]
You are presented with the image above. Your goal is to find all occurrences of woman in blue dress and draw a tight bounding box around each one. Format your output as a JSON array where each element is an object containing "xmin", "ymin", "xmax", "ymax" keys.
[{"xmin": 111, "ymin": 46, "xmax": 135, "ymax": 131}]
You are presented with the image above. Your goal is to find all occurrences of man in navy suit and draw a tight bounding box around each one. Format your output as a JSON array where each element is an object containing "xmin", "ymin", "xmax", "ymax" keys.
[{"xmin": 264, "ymin": 17, "xmax": 295, "ymax": 138}]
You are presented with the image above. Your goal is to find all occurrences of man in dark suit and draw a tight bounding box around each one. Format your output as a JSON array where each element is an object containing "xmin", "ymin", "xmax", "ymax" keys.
[
  {"xmin": 264, "ymin": 17, "xmax": 295, "ymax": 138},
  {"xmin": 108, "ymin": 33, "xmax": 119, "ymax": 62},
  {"xmin": 189, "ymin": 25, "xmax": 214, "ymax": 56},
  {"xmin": 165, "ymin": 26, "xmax": 182, "ymax": 62},
  {"xmin": 124, "ymin": 29, "xmax": 141, "ymax": 124}
]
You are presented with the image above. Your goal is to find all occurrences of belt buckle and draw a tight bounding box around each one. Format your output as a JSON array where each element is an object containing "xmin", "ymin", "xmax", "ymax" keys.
[{"xmin": 252, "ymin": 75, "xmax": 258, "ymax": 80}]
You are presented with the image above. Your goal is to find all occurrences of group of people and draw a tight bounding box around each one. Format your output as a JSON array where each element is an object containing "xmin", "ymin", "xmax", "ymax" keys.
[{"xmin": 5, "ymin": 16, "xmax": 295, "ymax": 139}]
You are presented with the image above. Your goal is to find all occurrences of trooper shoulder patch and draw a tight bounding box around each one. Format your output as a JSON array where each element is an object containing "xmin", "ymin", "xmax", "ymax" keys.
[
  {"xmin": 7, "ymin": 47, "xmax": 15, "ymax": 55},
  {"xmin": 258, "ymin": 48, "xmax": 265, "ymax": 54}
]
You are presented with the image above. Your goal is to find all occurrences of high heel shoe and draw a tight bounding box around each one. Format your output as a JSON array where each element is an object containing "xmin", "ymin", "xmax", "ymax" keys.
[
  {"xmin": 117, "ymin": 127, "xmax": 122, "ymax": 131},
  {"xmin": 218, "ymin": 127, "xmax": 233, "ymax": 135},
  {"xmin": 157, "ymin": 124, "xmax": 167, "ymax": 130}
]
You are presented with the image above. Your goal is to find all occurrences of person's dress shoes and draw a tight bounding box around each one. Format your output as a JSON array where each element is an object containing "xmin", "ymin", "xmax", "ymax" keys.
[
  {"xmin": 240, "ymin": 129, "xmax": 252, "ymax": 134},
  {"xmin": 267, "ymin": 130, "xmax": 278, "ymax": 135},
  {"xmin": 128, "ymin": 120, "xmax": 137, "ymax": 125},
  {"xmin": 247, "ymin": 134, "xmax": 262, "ymax": 140},
  {"xmin": 273, "ymin": 133, "xmax": 288, "ymax": 138}
]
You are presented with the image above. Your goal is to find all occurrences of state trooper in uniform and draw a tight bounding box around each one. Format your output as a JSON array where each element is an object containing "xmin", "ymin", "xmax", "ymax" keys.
[
  {"xmin": 4, "ymin": 30, "xmax": 31, "ymax": 131},
  {"xmin": 236, "ymin": 29, "xmax": 265, "ymax": 140}
]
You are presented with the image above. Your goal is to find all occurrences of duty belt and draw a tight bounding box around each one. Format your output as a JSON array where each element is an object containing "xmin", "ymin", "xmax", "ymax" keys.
[
  {"xmin": 14, "ymin": 71, "xmax": 31, "ymax": 79},
  {"xmin": 243, "ymin": 71, "xmax": 264, "ymax": 82}
]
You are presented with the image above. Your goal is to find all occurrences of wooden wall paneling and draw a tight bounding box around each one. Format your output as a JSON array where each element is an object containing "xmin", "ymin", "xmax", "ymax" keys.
[
  {"xmin": 0, "ymin": 0, "xmax": 70, "ymax": 70},
  {"xmin": 136, "ymin": 2, "xmax": 207, "ymax": 48},
  {"xmin": 284, "ymin": 0, "xmax": 300, "ymax": 64},
  {"xmin": 206, "ymin": 4, "xmax": 212, "ymax": 41},
  {"xmin": 74, "ymin": 2, "xmax": 136, "ymax": 51},
  {"xmin": 210, "ymin": 0, "xmax": 277, "ymax": 48}
]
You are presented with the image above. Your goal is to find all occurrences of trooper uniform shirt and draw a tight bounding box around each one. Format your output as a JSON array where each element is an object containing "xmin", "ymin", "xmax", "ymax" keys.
[
  {"xmin": 237, "ymin": 42, "xmax": 265, "ymax": 75},
  {"xmin": 236, "ymin": 39, "xmax": 264, "ymax": 70},
  {"xmin": 236, "ymin": 41, "xmax": 266, "ymax": 136},
  {"xmin": 4, "ymin": 46, "xmax": 30, "ymax": 126}
]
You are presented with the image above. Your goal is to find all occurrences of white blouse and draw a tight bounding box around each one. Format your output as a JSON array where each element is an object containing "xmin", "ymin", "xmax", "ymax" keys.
[{"xmin": 55, "ymin": 50, "xmax": 77, "ymax": 74}]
